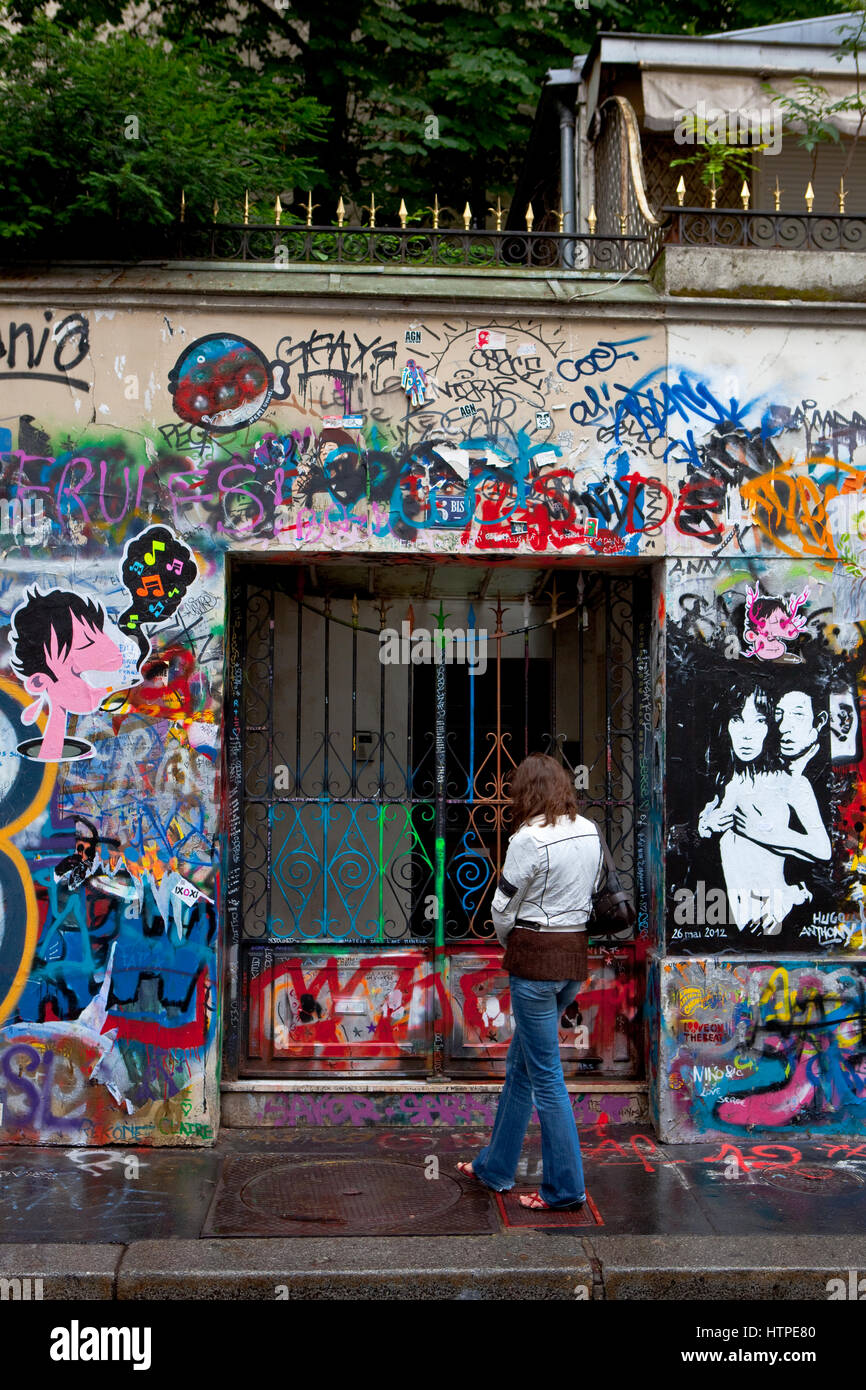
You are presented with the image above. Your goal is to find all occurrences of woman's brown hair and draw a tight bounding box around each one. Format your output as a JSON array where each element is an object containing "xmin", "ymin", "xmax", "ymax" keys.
[{"xmin": 509, "ymin": 753, "xmax": 578, "ymax": 832}]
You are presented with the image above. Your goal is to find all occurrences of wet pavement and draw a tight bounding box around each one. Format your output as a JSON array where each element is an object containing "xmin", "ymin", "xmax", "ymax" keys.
[{"xmin": 1, "ymin": 1122, "xmax": 864, "ymax": 1244}]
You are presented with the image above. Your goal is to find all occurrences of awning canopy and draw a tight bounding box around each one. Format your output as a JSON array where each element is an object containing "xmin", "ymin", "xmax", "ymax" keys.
[{"xmin": 642, "ymin": 69, "xmax": 862, "ymax": 136}]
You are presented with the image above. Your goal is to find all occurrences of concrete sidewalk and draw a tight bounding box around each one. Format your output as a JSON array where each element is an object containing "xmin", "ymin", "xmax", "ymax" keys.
[{"xmin": 1, "ymin": 1124, "xmax": 864, "ymax": 1299}]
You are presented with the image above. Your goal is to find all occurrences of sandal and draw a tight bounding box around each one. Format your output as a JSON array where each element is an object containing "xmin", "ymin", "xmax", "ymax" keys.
[
  {"xmin": 518, "ymin": 1190, "xmax": 585, "ymax": 1212},
  {"xmin": 457, "ymin": 1160, "xmax": 507, "ymax": 1194},
  {"xmin": 456, "ymin": 1160, "xmax": 480, "ymax": 1182}
]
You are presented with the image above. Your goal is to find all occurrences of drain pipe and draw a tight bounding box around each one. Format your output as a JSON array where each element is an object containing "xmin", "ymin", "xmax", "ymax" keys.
[{"xmin": 549, "ymin": 72, "xmax": 577, "ymax": 269}]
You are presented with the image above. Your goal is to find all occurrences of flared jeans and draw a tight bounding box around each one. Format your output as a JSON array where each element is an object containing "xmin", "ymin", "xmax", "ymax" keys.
[{"xmin": 472, "ymin": 975, "xmax": 586, "ymax": 1207}]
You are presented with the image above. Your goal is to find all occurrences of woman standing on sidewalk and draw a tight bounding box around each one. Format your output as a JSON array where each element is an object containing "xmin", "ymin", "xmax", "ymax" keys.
[{"xmin": 458, "ymin": 753, "xmax": 601, "ymax": 1211}]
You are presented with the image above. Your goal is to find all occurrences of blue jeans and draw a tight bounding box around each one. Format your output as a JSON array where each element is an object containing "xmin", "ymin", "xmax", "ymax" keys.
[{"xmin": 472, "ymin": 976, "xmax": 586, "ymax": 1207}]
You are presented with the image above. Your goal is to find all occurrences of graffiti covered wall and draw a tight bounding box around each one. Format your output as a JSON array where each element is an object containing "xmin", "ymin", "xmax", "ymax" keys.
[
  {"xmin": 661, "ymin": 959, "xmax": 866, "ymax": 1140},
  {"xmin": 654, "ymin": 324, "xmax": 866, "ymax": 1139},
  {"xmin": 0, "ymin": 303, "xmax": 667, "ymax": 1144},
  {"xmin": 1, "ymin": 294, "xmax": 865, "ymax": 1142}
]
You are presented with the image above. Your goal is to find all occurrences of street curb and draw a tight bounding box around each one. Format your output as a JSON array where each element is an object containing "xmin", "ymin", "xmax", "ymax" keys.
[
  {"xmin": 116, "ymin": 1234, "xmax": 596, "ymax": 1301},
  {"xmin": 4, "ymin": 1234, "xmax": 864, "ymax": 1301},
  {"xmin": 0, "ymin": 1244, "xmax": 121, "ymax": 1300},
  {"xmin": 581, "ymin": 1235, "xmax": 866, "ymax": 1300}
]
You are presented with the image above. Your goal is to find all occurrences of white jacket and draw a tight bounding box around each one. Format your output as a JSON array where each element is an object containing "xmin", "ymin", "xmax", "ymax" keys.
[{"xmin": 491, "ymin": 813, "xmax": 603, "ymax": 947}]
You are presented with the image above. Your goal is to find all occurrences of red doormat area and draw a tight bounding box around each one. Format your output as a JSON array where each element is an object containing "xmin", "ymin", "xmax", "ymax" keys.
[{"xmin": 496, "ymin": 1190, "xmax": 603, "ymax": 1229}]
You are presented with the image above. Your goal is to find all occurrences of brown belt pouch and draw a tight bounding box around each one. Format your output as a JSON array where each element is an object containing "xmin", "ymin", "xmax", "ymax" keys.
[{"xmin": 502, "ymin": 927, "xmax": 588, "ymax": 982}]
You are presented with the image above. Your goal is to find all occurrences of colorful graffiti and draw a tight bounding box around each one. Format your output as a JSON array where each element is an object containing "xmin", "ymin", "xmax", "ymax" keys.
[
  {"xmin": 1, "ymin": 302, "xmax": 866, "ymax": 1147},
  {"xmin": 243, "ymin": 946, "xmax": 645, "ymax": 1078},
  {"xmin": 0, "ymin": 497, "xmax": 218, "ymax": 1142},
  {"xmin": 662, "ymin": 960, "xmax": 866, "ymax": 1140}
]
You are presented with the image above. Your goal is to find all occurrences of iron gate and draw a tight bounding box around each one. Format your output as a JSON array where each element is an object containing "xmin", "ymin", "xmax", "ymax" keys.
[{"xmin": 225, "ymin": 560, "xmax": 650, "ymax": 1078}]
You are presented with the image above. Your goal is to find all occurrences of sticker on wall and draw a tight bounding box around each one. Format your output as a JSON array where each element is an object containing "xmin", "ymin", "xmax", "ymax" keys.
[
  {"xmin": 168, "ymin": 334, "xmax": 273, "ymax": 432},
  {"xmin": 9, "ymin": 590, "xmax": 130, "ymax": 762},
  {"xmin": 743, "ymin": 583, "xmax": 809, "ymax": 661},
  {"xmin": 475, "ymin": 330, "xmax": 506, "ymax": 350},
  {"xmin": 536, "ymin": 411, "xmax": 552, "ymax": 430},
  {"xmin": 118, "ymin": 526, "xmax": 198, "ymax": 671},
  {"xmin": 401, "ymin": 360, "xmax": 428, "ymax": 407},
  {"xmin": 8, "ymin": 526, "xmax": 197, "ymax": 762},
  {"xmin": 404, "ymin": 329, "xmax": 422, "ymax": 345},
  {"xmin": 830, "ymin": 682, "xmax": 862, "ymax": 763}
]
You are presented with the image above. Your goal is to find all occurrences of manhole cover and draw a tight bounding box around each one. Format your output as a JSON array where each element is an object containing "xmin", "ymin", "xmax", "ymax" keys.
[
  {"xmin": 203, "ymin": 1154, "xmax": 500, "ymax": 1237},
  {"xmin": 758, "ymin": 1165, "xmax": 863, "ymax": 1194},
  {"xmin": 241, "ymin": 1160, "xmax": 459, "ymax": 1225}
]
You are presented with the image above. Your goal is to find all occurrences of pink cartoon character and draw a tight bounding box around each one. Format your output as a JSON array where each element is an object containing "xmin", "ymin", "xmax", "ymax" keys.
[
  {"xmin": 743, "ymin": 583, "xmax": 809, "ymax": 661},
  {"xmin": 9, "ymin": 589, "xmax": 125, "ymax": 761}
]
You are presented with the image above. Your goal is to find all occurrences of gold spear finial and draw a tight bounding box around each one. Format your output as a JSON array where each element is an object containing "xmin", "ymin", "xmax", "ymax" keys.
[
  {"xmin": 676, "ymin": 175, "xmax": 686, "ymax": 207},
  {"xmin": 462, "ymin": 201, "xmax": 472, "ymax": 230},
  {"xmin": 805, "ymin": 181, "xmax": 815, "ymax": 213},
  {"xmin": 839, "ymin": 177, "xmax": 847, "ymax": 214},
  {"xmin": 305, "ymin": 191, "xmax": 320, "ymax": 226},
  {"xmin": 180, "ymin": 189, "xmax": 186, "ymax": 223},
  {"xmin": 587, "ymin": 204, "xmax": 597, "ymax": 234},
  {"xmin": 525, "ymin": 202, "xmax": 534, "ymax": 232},
  {"xmin": 774, "ymin": 177, "xmax": 782, "ymax": 212},
  {"xmin": 274, "ymin": 195, "xmax": 283, "ymax": 226},
  {"xmin": 740, "ymin": 179, "xmax": 751, "ymax": 210},
  {"xmin": 399, "ymin": 198, "xmax": 408, "ymax": 229},
  {"xmin": 488, "ymin": 196, "xmax": 503, "ymax": 231},
  {"xmin": 243, "ymin": 189, "xmax": 250, "ymax": 225},
  {"xmin": 212, "ymin": 197, "xmax": 219, "ymax": 222},
  {"xmin": 433, "ymin": 194, "xmax": 440, "ymax": 229},
  {"xmin": 556, "ymin": 205, "xmax": 565, "ymax": 233},
  {"xmin": 709, "ymin": 176, "xmax": 717, "ymax": 210},
  {"xmin": 548, "ymin": 578, "xmax": 561, "ymax": 628},
  {"xmin": 336, "ymin": 196, "xmax": 346, "ymax": 228}
]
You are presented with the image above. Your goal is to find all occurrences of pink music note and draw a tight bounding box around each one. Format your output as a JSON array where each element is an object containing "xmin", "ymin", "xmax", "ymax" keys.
[
  {"xmin": 166, "ymin": 558, "xmax": 183, "ymax": 575},
  {"xmin": 144, "ymin": 540, "xmax": 165, "ymax": 565}
]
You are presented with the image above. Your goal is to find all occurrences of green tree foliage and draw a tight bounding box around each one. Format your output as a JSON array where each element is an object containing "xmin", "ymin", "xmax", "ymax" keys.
[
  {"xmin": 0, "ymin": 16, "xmax": 328, "ymax": 247},
  {"xmin": 765, "ymin": 8, "xmax": 866, "ymax": 182},
  {"xmin": 0, "ymin": 0, "xmax": 855, "ymax": 237}
]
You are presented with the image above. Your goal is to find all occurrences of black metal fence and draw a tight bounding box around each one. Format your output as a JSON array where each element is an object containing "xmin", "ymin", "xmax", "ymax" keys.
[{"xmin": 175, "ymin": 222, "xmax": 655, "ymax": 272}]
